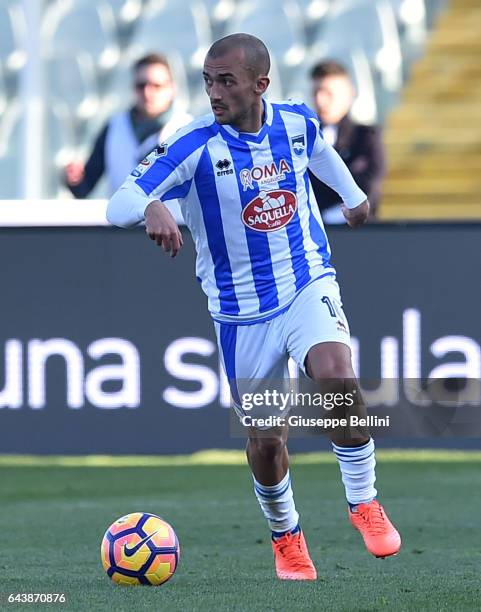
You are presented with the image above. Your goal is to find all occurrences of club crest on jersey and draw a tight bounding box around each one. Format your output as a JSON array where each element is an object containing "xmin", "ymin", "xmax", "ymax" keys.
[
  {"xmin": 239, "ymin": 159, "xmax": 291, "ymax": 191},
  {"xmin": 241, "ymin": 189, "xmax": 297, "ymax": 232},
  {"xmin": 291, "ymin": 134, "xmax": 306, "ymax": 156}
]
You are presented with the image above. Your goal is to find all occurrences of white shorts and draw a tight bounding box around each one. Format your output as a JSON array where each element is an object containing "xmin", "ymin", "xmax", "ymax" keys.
[{"xmin": 214, "ymin": 275, "xmax": 351, "ymax": 417}]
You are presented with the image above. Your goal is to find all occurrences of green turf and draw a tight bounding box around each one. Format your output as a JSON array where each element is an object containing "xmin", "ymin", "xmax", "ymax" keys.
[{"xmin": 1, "ymin": 457, "xmax": 481, "ymax": 611}]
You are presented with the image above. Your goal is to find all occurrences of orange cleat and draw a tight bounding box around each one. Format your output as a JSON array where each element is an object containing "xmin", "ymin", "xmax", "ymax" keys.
[
  {"xmin": 271, "ymin": 529, "xmax": 317, "ymax": 580},
  {"xmin": 349, "ymin": 499, "xmax": 401, "ymax": 558}
]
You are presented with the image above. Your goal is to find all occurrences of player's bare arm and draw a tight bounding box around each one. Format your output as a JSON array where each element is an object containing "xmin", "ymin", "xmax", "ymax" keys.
[
  {"xmin": 145, "ymin": 200, "xmax": 183, "ymax": 257},
  {"xmin": 341, "ymin": 199, "xmax": 370, "ymax": 228}
]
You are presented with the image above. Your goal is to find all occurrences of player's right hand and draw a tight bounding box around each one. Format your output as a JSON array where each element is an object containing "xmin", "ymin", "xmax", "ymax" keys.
[
  {"xmin": 145, "ymin": 200, "xmax": 183, "ymax": 257},
  {"xmin": 341, "ymin": 199, "xmax": 370, "ymax": 228}
]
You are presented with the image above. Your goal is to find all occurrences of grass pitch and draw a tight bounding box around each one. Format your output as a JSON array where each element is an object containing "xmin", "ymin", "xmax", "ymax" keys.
[{"xmin": 1, "ymin": 451, "xmax": 481, "ymax": 611}]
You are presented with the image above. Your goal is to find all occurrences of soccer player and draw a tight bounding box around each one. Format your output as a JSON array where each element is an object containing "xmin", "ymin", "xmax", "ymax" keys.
[{"xmin": 107, "ymin": 34, "xmax": 401, "ymax": 581}]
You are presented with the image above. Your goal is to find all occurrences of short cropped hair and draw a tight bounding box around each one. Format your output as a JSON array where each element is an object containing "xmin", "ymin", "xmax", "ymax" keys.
[
  {"xmin": 133, "ymin": 53, "xmax": 171, "ymax": 75},
  {"xmin": 207, "ymin": 33, "xmax": 270, "ymax": 77},
  {"xmin": 310, "ymin": 60, "xmax": 350, "ymax": 81}
]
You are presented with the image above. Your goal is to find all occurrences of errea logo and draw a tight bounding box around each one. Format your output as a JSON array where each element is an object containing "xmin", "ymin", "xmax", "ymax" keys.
[{"xmin": 215, "ymin": 159, "xmax": 233, "ymax": 177}]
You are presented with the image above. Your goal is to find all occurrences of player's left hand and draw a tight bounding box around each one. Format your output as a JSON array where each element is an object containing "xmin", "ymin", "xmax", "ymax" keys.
[{"xmin": 341, "ymin": 200, "xmax": 370, "ymax": 228}]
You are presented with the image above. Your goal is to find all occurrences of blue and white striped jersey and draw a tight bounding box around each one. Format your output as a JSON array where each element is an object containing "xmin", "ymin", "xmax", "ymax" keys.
[{"xmin": 108, "ymin": 99, "xmax": 366, "ymax": 324}]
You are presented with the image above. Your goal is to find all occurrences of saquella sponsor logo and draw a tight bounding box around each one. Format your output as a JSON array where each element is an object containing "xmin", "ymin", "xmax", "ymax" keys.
[{"xmin": 241, "ymin": 190, "xmax": 298, "ymax": 232}]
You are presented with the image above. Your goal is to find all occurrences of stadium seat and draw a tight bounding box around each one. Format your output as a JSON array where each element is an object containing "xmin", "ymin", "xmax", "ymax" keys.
[
  {"xmin": 0, "ymin": 151, "xmax": 20, "ymax": 199},
  {"xmin": 0, "ymin": 102, "xmax": 21, "ymax": 198},
  {"xmin": 106, "ymin": 0, "xmax": 142, "ymax": 26},
  {"xmin": 3, "ymin": 99, "xmax": 78, "ymax": 198},
  {"xmin": 0, "ymin": 62, "xmax": 7, "ymax": 117},
  {"xmin": 316, "ymin": 0, "xmax": 403, "ymax": 93},
  {"xmin": 105, "ymin": 0, "xmax": 143, "ymax": 45},
  {"xmin": 42, "ymin": 0, "xmax": 120, "ymax": 74},
  {"xmin": 45, "ymin": 52, "xmax": 100, "ymax": 125},
  {"xmin": 0, "ymin": 1, "xmax": 27, "ymax": 74},
  {"xmin": 128, "ymin": 0, "xmax": 212, "ymax": 73},
  {"xmin": 100, "ymin": 57, "xmax": 135, "ymax": 117},
  {"xmin": 344, "ymin": 48, "xmax": 378, "ymax": 125},
  {"xmin": 185, "ymin": 90, "xmax": 207, "ymax": 118},
  {"xmin": 226, "ymin": 0, "xmax": 306, "ymax": 78},
  {"xmin": 201, "ymin": 0, "xmax": 237, "ymax": 38},
  {"xmin": 0, "ymin": 101, "xmax": 71, "ymax": 199},
  {"xmin": 295, "ymin": 0, "xmax": 332, "ymax": 44},
  {"xmin": 388, "ymin": 0, "xmax": 428, "ymax": 69},
  {"xmin": 0, "ymin": 101, "xmax": 20, "ymax": 159},
  {"xmin": 43, "ymin": 101, "xmax": 77, "ymax": 197},
  {"xmin": 264, "ymin": 55, "xmax": 283, "ymax": 102}
]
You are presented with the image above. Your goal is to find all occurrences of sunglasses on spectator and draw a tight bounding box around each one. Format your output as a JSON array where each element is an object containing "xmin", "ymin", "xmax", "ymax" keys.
[{"xmin": 135, "ymin": 81, "xmax": 168, "ymax": 90}]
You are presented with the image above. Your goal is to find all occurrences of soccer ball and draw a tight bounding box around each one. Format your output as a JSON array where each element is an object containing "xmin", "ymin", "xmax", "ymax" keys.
[{"xmin": 101, "ymin": 512, "xmax": 180, "ymax": 586}]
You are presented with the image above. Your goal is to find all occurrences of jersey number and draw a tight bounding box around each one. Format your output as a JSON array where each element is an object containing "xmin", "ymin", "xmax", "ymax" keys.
[{"xmin": 321, "ymin": 296, "xmax": 337, "ymax": 318}]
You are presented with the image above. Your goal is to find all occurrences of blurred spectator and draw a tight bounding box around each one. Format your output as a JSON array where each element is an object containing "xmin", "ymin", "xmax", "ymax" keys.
[
  {"xmin": 64, "ymin": 53, "xmax": 191, "ymax": 198},
  {"xmin": 308, "ymin": 61, "xmax": 385, "ymax": 223}
]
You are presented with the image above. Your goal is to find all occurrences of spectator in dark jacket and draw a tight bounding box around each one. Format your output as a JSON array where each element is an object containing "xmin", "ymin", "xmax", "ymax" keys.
[{"xmin": 309, "ymin": 61, "xmax": 385, "ymax": 223}]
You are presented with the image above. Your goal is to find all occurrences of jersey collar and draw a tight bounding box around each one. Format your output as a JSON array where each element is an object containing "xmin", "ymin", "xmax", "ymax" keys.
[{"xmin": 219, "ymin": 99, "xmax": 273, "ymax": 144}]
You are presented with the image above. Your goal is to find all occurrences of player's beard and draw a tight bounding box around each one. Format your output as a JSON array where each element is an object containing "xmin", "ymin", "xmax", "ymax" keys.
[{"xmin": 211, "ymin": 105, "xmax": 230, "ymax": 124}]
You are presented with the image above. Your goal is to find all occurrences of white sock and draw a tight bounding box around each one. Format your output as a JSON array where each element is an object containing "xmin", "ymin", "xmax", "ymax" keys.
[
  {"xmin": 253, "ymin": 470, "xmax": 299, "ymax": 534},
  {"xmin": 332, "ymin": 438, "xmax": 377, "ymax": 507}
]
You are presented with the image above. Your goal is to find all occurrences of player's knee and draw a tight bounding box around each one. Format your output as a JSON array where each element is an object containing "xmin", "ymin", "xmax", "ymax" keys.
[
  {"xmin": 247, "ymin": 434, "xmax": 286, "ymax": 462},
  {"xmin": 307, "ymin": 349, "xmax": 354, "ymax": 382},
  {"xmin": 312, "ymin": 363, "xmax": 353, "ymax": 382}
]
